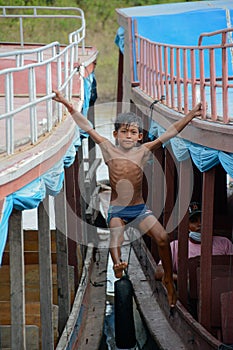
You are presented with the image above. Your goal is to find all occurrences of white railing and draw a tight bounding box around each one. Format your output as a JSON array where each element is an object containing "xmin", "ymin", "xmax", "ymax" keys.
[
  {"xmin": 0, "ymin": 42, "xmax": 60, "ymax": 66},
  {"xmin": 0, "ymin": 6, "xmax": 87, "ymax": 155}
]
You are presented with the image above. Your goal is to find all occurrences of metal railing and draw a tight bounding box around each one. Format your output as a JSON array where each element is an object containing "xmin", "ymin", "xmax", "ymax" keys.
[
  {"xmin": 134, "ymin": 23, "xmax": 233, "ymax": 123},
  {"xmin": 0, "ymin": 42, "xmax": 60, "ymax": 67},
  {"xmin": 0, "ymin": 6, "xmax": 88, "ymax": 155}
]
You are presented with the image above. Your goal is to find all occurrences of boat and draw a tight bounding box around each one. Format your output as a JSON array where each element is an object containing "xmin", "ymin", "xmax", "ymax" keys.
[
  {"xmin": 0, "ymin": 5, "xmax": 108, "ymax": 349},
  {"xmin": 1, "ymin": 2, "xmax": 233, "ymax": 350},
  {"xmin": 114, "ymin": 1, "xmax": 233, "ymax": 349}
]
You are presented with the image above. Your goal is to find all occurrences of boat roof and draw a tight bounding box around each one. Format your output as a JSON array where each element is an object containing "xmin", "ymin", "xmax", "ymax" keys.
[
  {"xmin": 117, "ymin": 0, "xmax": 233, "ymax": 17},
  {"xmin": 117, "ymin": 1, "xmax": 233, "ymax": 46}
]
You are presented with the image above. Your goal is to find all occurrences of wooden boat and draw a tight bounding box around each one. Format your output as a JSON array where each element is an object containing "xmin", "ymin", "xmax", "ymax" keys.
[
  {"xmin": 2, "ymin": 2, "xmax": 233, "ymax": 350},
  {"xmin": 115, "ymin": 1, "xmax": 233, "ymax": 349},
  {"xmin": 0, "ymin": 6, "xmax": 108, "ymax": 350}
]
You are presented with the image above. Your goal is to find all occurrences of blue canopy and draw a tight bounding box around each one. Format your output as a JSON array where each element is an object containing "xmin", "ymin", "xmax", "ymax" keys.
[{"xmin": 149, "ymin": 118, "xmax": 233, "ymax": 177}]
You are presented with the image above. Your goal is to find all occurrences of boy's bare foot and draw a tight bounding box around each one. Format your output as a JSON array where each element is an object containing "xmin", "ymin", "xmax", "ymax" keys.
[
  {"xmin": 162, "ymin": 278, "xmax": 177, "ymax": 307},
  {"xmin": 113, "ymin": 261, "xmax": 128, "ymax": 278}
]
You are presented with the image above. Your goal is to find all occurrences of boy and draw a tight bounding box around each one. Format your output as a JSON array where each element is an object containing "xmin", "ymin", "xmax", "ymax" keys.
[{"xmin": 53, "ymin": 89, "xmax": 202, "ymax": 307}]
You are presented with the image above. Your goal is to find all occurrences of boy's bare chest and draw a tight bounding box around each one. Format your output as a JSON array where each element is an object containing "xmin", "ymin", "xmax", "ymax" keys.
[
  {"xmin": 110, "ymin": 158, "xmax": 140, "ymax": 173},
  {"xmin": 107, "ymin": 154, "xmax": 145, "ymax": 184},
  {"xmin": 106, "ymin": 145, "xmax": 146, "ymax": 164}
]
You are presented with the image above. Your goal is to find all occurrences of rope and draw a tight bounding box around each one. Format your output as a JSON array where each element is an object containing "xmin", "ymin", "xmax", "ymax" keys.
[
  {"xmin": 149, "ymin": 95, "xmax": 165, "ymax": 119},
  {"xmin": 125, "ymin": 240, "xmax": 133, "ymax": 276}
]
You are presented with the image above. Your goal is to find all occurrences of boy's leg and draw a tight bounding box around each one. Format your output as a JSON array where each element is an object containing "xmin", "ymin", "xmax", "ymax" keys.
[
  {"xmin": 109, "ymin": 217, "xmax": 128, "ymax": 278},
  {"xmin": 139, "ymin": 215, "xmax": 177, "ymax": 307}
]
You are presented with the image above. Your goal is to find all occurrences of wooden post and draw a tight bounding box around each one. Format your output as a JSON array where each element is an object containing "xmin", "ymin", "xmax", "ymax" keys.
[
  {"xmin": 177, "ymin": 159, "xmax": 192, "ymax": 307},
  {"xmin": 38, "ymin": 197, "xmax": 54, "ymax": 349},
  {"xmin": 9, "ymin": 209, "xmax": 26, "ymax": 350},
  {"xmin": 74, "ymin": 150, "xmax": 86, "ymax": 281},
  {"xmin": 65, "ymin": 162, "xmax": 78, "ymax": 289},
  {"xmin": 150, "ymin": 147, "xmax": 164, "ymax": 262},
  {"xmin": 77, "ymin": 145, "xmax": 88, "ymax": 248},
  {"xmin": 198, "ymin": 167, "xmax": 215, "ymax": 330},
  {"xmin": 117, "ymin": 50, "xmax": 124, "ymax": 113},
  {"xmin": 164, "ymin": 146, "xmax": 176, "ymax": 235},
  {"xmin": 54, "ymin": 182, "xmax": 70, "ymax": 335}
]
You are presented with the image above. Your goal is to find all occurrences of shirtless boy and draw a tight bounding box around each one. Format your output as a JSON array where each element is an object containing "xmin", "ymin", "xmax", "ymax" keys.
[{"xmin": 53, "ymin": 89, "xmax": 202, "ymax": 307}]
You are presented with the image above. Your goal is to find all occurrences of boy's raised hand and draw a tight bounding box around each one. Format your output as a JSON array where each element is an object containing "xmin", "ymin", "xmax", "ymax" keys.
[
  {"xmin": 191, "ymin": 102, "xmax": 203, "ymax": 118},
  {"xmin": 52, "ymin": 89, "xmax": 63, "ymax": 103}
]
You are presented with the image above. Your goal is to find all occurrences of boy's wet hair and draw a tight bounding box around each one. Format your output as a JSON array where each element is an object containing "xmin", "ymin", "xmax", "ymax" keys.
[{"xmin": 114, "ymin": 112, "xmax": 143, "ymax": 133}]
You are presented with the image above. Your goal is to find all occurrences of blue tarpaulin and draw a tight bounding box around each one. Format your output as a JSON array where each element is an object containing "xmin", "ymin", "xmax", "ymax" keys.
[{"xmin": 149, "ymin": 119, "xmax": 233, "ymax": 178}]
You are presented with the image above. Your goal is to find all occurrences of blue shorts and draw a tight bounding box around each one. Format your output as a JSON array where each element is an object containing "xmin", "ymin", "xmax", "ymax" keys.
[{"xmin": 107, "ymin": 204, "xmax": 153, "ymax": 226}]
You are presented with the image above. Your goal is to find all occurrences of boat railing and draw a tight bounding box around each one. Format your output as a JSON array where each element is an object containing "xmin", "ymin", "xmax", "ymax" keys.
[
  {"xmin": 0, "ymin": 6, "xmax": 87, "ymax": 156},
  {"xmin": 134, "ymin": 22, "xmax": 233, "ymax": 124},
  {"xmin": 0, "ymin": 42, "xmax": 61, "ymax": 66}
]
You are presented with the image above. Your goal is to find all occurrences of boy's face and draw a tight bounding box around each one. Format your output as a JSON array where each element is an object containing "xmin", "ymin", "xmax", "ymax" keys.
[{"xmin": 113, "ymin": 123, "xmax": 143, "ymax": 150}]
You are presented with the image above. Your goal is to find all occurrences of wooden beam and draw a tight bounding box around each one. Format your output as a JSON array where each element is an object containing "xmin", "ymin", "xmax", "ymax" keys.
[
  {"xmin": 54, "ymin": 182, "xmax": 70, "ymax": 336},
  {"xmin": 74, "ymin": 151, "xmax": 85, "ymax": 283},
  {"xmin": 177, "ymin": 159, "xmax": 192, "ymax": 307},
  {"xmin": 198, "ymin": 167, "xmax": 215, "ymax": 330},
  {"xmin": 164, "ymin": 146, "xmax": 176, "ymax": 234},
  {"xmin": 38, "ymin": 197, "xmax": 54, "ymax": 349},
  {"xmin": 65, "ymin": 162, "xmax": 78, "ymax": 289},
  {"xmin": 9, "ymin": 209, "xmax": 26, "ymax": 349},
  {"xmin": 151, "ymin": 147, "xmax": 164, "ymax": 262}
]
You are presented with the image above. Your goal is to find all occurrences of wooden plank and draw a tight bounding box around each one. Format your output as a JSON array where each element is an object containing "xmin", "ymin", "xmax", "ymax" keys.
[
  {"xmin": 2, "ymin": 251, "xmax": 57, "ymax": 265},
  {"xmin": 0, "ymin": 264, "xmax": 58, "ymax": 303},
  {"xmin": 177, "ymin": 158, "xmax": 192, "ymax": 308},
  {"xmin": 0, "ymin": 325, "xmax": 39, "ymax": 350},
  {"xmin": 8, "ymin": 209, "xmax": 26, "ymax": 349},
  {"xmin": 74, "ymin": 247, "xmax": 108, "ymax": 349},
  {"xmin": 0, "ymin": 302, "xmax": 40, "ymax": 325},
  {"xmin": 150, "ymin": 147, "xmax": 165, "ymax": 262},
  {"xmin": 131, "ymin": 237, "xmax": 221, "ymax": 349},
  {"xmin": 77, "ymin": 145, "xmax": 88, "ymax": 250},
  {"xmin": 164, "ymin": 146, "xmax": 176, "ymax": 233},
  {"xmin": 38, "ymin": 198, "xmax": 54, "ymax": 349},
  {"xmin": 56, "ymin": 244, "xmax": 94, "ymax": 350},
  {"xmin": 65, "ymin": 161, "xmax": 79, "ymax": 289},
  {"xmin": 0, "ymin": 302, "xmax": 58, "ymax": 346},
  {"xmin": 199, "ymin": 168, "xmax": 215, "ymax": 331},
  {"xmin": 128, "ymin": 241, "xmax": 186, "ymax": 349},
  {"xmin": 54, "ymin": 182, "xmax": 70, "ymax": 335},
  {"xmin": 74, "ymin": 150, "xmax": 85, "ymax": 283}
]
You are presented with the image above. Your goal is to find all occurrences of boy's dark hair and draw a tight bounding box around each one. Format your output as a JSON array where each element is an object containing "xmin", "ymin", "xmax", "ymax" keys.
[{"xmin": 114, "ymin": 112, "xmax": 143, "ymax": 133}]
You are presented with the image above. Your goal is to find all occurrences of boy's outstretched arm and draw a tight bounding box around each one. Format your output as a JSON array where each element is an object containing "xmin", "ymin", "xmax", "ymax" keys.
[
  {"xmin": 144, "ymin": 102, "xmax": 202, "ymax": 151},
  {"xmin": 52, "ymin": 90, "xmax": 107, "ymax": 144}
]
